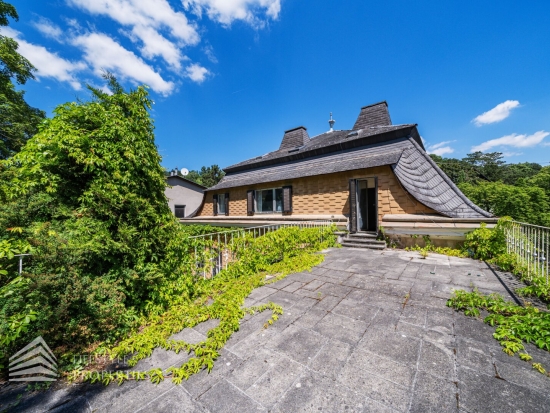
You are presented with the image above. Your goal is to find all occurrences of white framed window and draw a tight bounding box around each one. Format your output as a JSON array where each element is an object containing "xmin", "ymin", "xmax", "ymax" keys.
[{"xmin": 255, "ymin": 188, "xmax": 283, "ymax": 213}]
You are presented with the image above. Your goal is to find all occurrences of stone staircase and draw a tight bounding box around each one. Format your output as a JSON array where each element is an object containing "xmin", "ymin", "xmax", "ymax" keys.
[{"xmin": 341, "ymin": 232, "xmax": 386, "ymax": 250}]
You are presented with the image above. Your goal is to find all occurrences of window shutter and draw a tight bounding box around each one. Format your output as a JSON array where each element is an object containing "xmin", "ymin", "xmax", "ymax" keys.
[
  {"xmin": 213, "ymin": 194, "xmax": 218, "ymax": 216},
  {"xmin": 224, "ymin": 192, "xmax": 230, "ymax": 216},
  {"xmin": 247, "ymin": 190, "xmax": 255, "ymax": 216},
  {"xmin": 282, "ymin": 186, "xmax": 293, "ymax": 214},
  {"xmin": 349, "ymin": 179, "xmax": 357, "ymax": 233}
]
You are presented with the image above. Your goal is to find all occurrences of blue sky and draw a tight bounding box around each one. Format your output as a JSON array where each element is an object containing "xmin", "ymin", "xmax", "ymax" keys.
[{"xmin": 6, "ymin": 0, "xmax": 550, "ymax": 170}]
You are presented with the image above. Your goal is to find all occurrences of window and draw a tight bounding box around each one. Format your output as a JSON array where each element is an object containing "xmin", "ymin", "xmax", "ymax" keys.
[
  {"xmin": 255, "ymin": 188, "xmax": 283, "ymax": 213},
  {"xmin": 218, "ymin": 193, "xmax": 226, "ymax": 215},
  {"xmin": 174, "ymin": 205, "xmax": 185, "ymax": 218}
]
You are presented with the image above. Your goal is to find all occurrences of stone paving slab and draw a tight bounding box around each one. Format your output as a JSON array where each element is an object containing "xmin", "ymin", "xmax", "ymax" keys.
[{"xmin": 3, "ymin": 247, "xmax": 550, "ymax": 413}]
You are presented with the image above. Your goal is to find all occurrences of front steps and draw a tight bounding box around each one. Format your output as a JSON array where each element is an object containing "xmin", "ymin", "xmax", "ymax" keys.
[{"xmin": 341, "ymin": 232, "xmax": 386, "ymax": 250}]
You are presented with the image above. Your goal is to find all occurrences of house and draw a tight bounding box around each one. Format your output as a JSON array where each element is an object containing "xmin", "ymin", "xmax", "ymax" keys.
[
  {"xmin": 185, "ymin": 102, "xmax": 497, "ymax": 247},
  {"xmin": 165, "ymin": 171, "xmax": 206, "ymax": 218}
]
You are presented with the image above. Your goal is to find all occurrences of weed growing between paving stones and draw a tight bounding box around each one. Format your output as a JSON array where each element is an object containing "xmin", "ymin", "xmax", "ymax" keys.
[
  {"xmin": 405, "ymin": 235, "xmax": 469, "ymax": 258},
  {"xmin": 447, "ymin": 289, "xmax": 550, "ymax": 376},
  {"xmin": 70, "ymin": 226, "xmax": 335, "ymax": 385}
]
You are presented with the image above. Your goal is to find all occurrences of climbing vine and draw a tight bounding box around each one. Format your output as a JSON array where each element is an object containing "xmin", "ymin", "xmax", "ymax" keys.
[
  {"xmin": 447, "ymin": 289, "xmax": 550, "ymax": 376},
  {"xmin": 69, "ymin": 226, "xmax": 335, "ymax": 385}
]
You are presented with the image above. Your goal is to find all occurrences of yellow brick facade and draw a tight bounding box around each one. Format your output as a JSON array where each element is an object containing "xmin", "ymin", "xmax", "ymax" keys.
[{"xmin": 196, "ymin": 166, "xmax": 435, "ymax": 223}]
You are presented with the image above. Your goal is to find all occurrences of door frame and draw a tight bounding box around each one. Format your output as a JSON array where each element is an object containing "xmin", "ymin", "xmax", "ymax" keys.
[{"xmin": 353, "ymin": 177, "xmax": 378, "ymax": 233}]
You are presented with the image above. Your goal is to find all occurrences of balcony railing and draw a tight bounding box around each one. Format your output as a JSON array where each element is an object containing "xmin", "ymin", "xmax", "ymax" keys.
[
  {"xmin": 187, "ymin": 220, "xmax": 333, "ymax": 279},
  {"xmin": 504, "ymin": 221, "xmax": 549, "ymax": 284}
]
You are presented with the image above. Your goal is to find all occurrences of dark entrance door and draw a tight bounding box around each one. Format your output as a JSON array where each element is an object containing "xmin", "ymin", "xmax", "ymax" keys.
[{"xmin": 357, "ymin": 178, "xmax": 377, "ymax": 232}]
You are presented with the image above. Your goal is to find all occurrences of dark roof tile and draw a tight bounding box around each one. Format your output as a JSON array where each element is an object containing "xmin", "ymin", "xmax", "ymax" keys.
[{"xmin": 353, "ymin": 101, "xmax": 392, "ymax": 130}]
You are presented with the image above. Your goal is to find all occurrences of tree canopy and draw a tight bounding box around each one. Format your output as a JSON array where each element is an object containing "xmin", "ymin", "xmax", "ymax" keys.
[
  {"xmin": 0, "ymin": 0, "xmax": 45, "ymax": 159},
  {"xmin": 0, "ymin": 77, "xmax": 184, "ymax": 356},
  {"xmin": 186, "ymin": 164, "xmax": 225, "ymax": 188},
  {"xmin": 431, "ymin": 151, "xmax": 550, "ymax": 225}
]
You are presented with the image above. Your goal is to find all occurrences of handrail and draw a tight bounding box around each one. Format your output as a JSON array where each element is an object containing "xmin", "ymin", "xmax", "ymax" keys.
[{"xmin": 504, "ymin": 221, "xmax": 549, "ymax": 284}]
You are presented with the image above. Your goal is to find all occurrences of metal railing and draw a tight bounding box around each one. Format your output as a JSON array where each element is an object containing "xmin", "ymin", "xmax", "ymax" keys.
[
  {"xmin": 187, "ymin": 220, "xmax": 333, "ymax": 279},
  {"xmin": 504, "ymin": 221, "xmax": 549, "ymax": 284}
]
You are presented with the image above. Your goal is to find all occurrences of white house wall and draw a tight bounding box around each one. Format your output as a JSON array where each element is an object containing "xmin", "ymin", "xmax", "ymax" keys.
[{"xmin": 165, "ymin": 177, "xmax": 204, "ymax": 217}]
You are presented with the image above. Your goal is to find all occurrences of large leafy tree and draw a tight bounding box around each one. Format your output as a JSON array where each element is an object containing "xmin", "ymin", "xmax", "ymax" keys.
[
  {"xmin": 0, "ymin": 1, "xmax": 45, "ymax": 159},
  {"xmin": 0, "ymin": 76, "xmax": 182, "ymax": 353},
  {"xmin": 459, "ymin": 181, "xmax": 550, "ymax": 226}
]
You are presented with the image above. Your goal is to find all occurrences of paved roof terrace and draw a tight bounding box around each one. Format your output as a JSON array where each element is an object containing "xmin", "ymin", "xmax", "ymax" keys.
[{"xmin": 2, "ymin": 248, "xmax": 550, "ymax": 412}]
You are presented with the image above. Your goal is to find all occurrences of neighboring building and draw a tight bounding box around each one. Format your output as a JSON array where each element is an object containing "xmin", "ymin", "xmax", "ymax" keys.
[
  {"xmin": 186, "ymin": 102, "xmax": 496, "ymax": 246},
  {"xmin": 165, "ymin": 172, "xmax": 206, "ymax": 218}
]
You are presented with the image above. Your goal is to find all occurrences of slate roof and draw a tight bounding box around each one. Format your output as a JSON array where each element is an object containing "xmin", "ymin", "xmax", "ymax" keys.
[
  {"xmin": 353, "ymin": 101, "xmax": 392, "ymax": 130},
  {"xmin": 392, "ymin": 139, "xmax": 492, "ymax": 218},
  {"xmin": 209, "ymin": 101, "xmax": 492, "ymax": 219},
  {"xmin": 210, "ymin": 138, "xmax": 408, "ymax": 190},
  {"xmin": 279, "ymin": 126, "xmax": 310, "ymax": 150},
  {"xmin": 225, "ymin": 124, "xmax": 419, "ymax": 173}
]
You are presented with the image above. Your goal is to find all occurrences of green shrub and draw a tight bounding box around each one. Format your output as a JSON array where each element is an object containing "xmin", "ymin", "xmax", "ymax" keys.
[{"xmin": 463, "ymin": 219, "xmax": 508, "ymax": 260}]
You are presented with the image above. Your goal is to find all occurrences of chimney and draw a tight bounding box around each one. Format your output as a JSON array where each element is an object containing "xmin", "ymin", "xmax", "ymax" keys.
[
  {"xmin": 279, "ymin": 126, "xmax": 309, "ymax": 150},
  {"xmin": 352, "ymin": 101, "xmax": 392, "ymax": 130}
]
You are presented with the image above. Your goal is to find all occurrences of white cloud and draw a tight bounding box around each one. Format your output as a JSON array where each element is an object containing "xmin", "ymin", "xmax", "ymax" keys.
[
  {"xmin": 429, "ymin": 140, "xmax": 455, "ymax": 150},
  {"xmin": 203, "ymin": 45, "xmax": 218, "ymax": 63},
  {"xmin": 33, "ymin": 18, "xmax": 63, "ymax": 41},
  {"xmin": 68, "ymin": 0, "xmax": 199, "ymax": 70},
  {"xmin": 1, "ymin": 27, "xmax": 85, "ymax": 90},
  {"xmin": 68, "ymin": 0, "xmax": 199, "ymax": 44},
  {"xmin": 425, "ymin": 140, "xmax": 455, "ymax": 156},
  {"xmin": 502, "ymin": 152, "xmax": 523, "ymax": 157},
  {"xmin": 428, "ymin": 146, "xmax": 454, "ymax": 156},
  {"xmin": 473, "ymin": 100, "xmax": 520, "ymax": 126},
  {"xmin": 185, "ymin": 63, "xmax": 209, "ymax": 83},
  {"xmin": 471, "ymin": 130, "xmax": 549, "ymax": 152},
  {"xmin": 72, "ymin": 32, "xmax": 174, "ymax": 95},
  {"xmin": 183, "ymin": 0, "xmax": 281, "ymax": 26},
  {"xmin": 124, "ymin": 25, "xmax": 187, "ymax": 70}
]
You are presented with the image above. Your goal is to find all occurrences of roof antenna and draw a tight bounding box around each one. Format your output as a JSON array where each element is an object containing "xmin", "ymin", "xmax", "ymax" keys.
[{"xmin": 328, "ymin": 112, "xmax": 335, "ymax": 132}]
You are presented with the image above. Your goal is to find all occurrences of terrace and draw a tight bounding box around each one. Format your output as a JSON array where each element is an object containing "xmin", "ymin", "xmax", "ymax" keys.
[{"xmin": 3, "ymin": 245, "xmax": 549, "ymax": 412}]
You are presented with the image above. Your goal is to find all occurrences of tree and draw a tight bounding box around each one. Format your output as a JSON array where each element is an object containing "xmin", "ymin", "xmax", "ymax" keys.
[
  {"xmin": 462, "ymin": 151, "xmax": 506, "ymax": 182},
  {"xmin": 186, "ymin": 164, "xmax": 225, "ymax": 188},
  {"xmin": 459, "ymin": 181, "xmax": 550, "ymax": 226},
  {"xmin": 524, "ymin": 166, "xmax": 550, "ymax": 198},
  {"xmin": 430, "ymin": 154, "xmax": 479, "ymax": 184},
  {"xmin": 0, "ymin": 76, "xmax": 183, "ymax": 354},
  {"xmin": 500, "ymin": 162, "xmax": 542, "ymax": 185},
  {"xmin": 0, "ymin": 1, "xmax": 45, "ymax": 159}
]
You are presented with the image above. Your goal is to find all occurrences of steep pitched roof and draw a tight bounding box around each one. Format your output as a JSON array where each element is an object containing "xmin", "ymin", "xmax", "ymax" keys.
[
  {"xmin": 210, "ymin": 138, "xmax": 409, "ymax": 190},
  {"xmin": 210, "ymin": 102, "xmax": 492, "ymax": 219},
  {"xmin": 225, "ymin": 124, "xmax": 421, "ymax": 173},
  {"xmin": 392, "ymin": 139, "xmax": 492, "ymax": 218}
]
